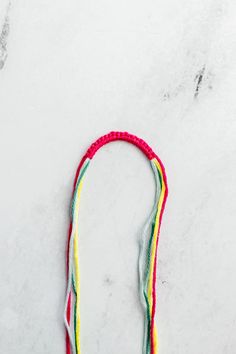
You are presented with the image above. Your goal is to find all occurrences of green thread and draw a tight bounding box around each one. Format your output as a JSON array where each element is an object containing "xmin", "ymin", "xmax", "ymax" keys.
[
  {"xmin": 74, "ymin": 297, "xmax": 78, "ymax": 354},
  {"xmin": 144, "ymin": 222, "xmax": 155, "ymax": 354},
  {"xmin": 71, "ymin": 160, "xmax": 90, "ymax": 217}
]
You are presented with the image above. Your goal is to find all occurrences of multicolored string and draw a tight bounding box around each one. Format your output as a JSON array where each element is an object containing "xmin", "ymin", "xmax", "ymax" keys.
[{"xmin": 64, "ymin": 131, "xmax": 168, "ymax": 354}]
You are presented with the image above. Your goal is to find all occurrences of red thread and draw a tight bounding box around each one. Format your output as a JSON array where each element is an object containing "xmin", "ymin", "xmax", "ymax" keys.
[
  {"xmin": 149, "ymin": 153, "xmax": 168, "ymax": 354},
  {"xmin": 66, "ymin": 292, "xmax": 72, "ymax": 354},
  {"xmin": 66, "ymin": 222, "xmax": 72, "ymax": 354},
  {"xmin": 150, "ymin": 182, "xmax": 168, "ymax": 354}
]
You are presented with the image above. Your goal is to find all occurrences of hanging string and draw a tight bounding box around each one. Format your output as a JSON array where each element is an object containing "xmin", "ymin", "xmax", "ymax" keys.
[{"xmin": 64, "ymin": 131, "xmax": 168, "ymax": 354}]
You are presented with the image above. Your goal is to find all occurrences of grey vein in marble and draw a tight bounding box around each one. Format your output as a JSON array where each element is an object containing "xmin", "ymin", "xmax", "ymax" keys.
[
  {"xmin": 194, "ymin": 65, "xmax": 206, "ymax": 98},
  {"xmin": 0, "ymin": 2, "xmax": 10, "ymax": 70}
]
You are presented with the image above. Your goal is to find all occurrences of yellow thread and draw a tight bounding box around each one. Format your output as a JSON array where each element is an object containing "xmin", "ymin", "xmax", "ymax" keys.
[
  {"xmin": 153, "ymin": 325, "xmax": 158, "ymax": 353},
  {"xmin": 147, "ymin": 159, "xmax": 166, "ymax": 305},
  {"xmin": 147, "ymin": 158, "xmax": 167, "ymax": 354},
  {"xmin": 73, "ymin": 179, "xmax": 84, "ymax": 354},
  {"xmin": 72, "ymin": 158, "xmax": 166, "ymax": 354}
]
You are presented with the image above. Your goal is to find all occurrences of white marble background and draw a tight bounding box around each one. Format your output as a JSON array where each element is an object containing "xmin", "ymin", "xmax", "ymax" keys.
[{"xmin": 0, "ymin": 1, "xmax": 236, "ymax": 353}]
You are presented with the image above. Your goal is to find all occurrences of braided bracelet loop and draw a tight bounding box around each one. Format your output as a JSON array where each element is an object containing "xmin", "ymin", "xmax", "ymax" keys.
[{"xmin": 64, "ymin": 132, "xmax": 168, "ymax": 354}]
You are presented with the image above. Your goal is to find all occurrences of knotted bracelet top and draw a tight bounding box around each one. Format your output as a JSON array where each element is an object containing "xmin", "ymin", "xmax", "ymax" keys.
[{"xmin": 64, "ymin": 131, "xmax": 168, "ymax": 354}]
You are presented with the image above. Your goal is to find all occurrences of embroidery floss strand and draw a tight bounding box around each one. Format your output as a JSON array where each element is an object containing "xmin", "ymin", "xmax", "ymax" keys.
[{"xmin": 64, "ymin": 131, "xmax": 168, "ymax": 354}]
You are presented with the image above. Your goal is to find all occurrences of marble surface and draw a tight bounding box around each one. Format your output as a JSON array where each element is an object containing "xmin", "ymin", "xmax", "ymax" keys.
[{"xmin": 0, "ymin": 1, "xmax": 236, "ymax": 353}]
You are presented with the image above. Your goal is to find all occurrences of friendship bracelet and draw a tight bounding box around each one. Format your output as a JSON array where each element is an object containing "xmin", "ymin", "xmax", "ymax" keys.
[{"xmin": 64, "ymin": 131, "xmax": 168, "ymax": 354}]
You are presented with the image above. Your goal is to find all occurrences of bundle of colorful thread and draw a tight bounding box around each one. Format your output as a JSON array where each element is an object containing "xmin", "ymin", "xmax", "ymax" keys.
[{"xmin": 64, "ymin": 131, "xmax": 168, "ymax": 354}]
